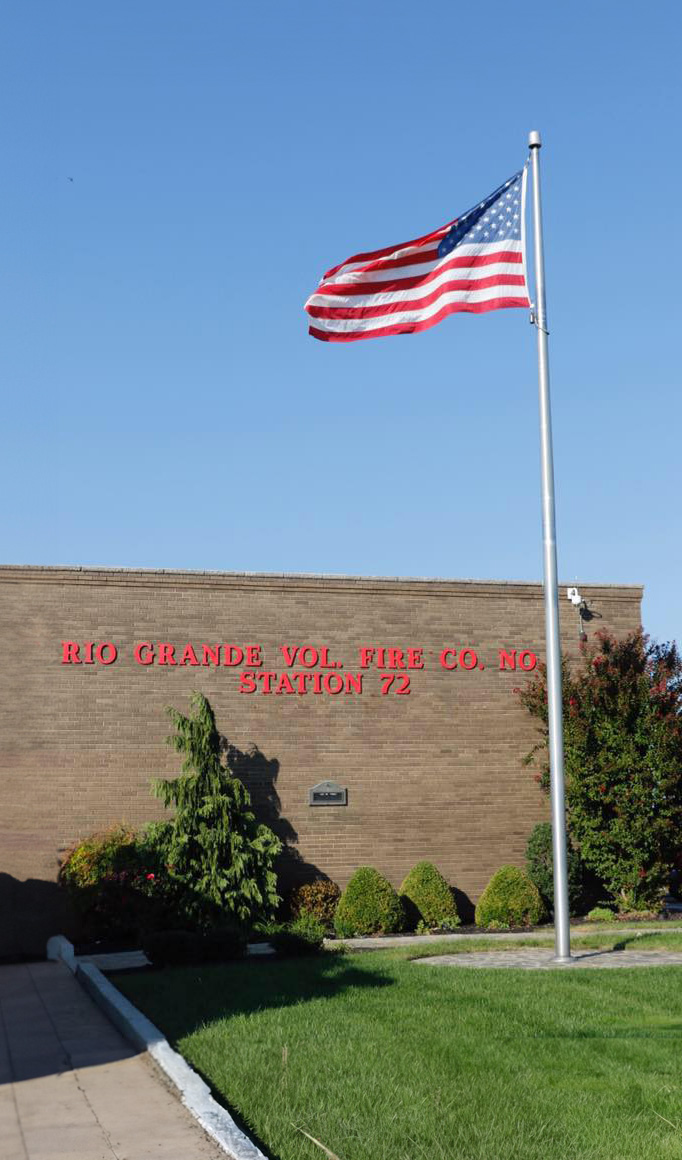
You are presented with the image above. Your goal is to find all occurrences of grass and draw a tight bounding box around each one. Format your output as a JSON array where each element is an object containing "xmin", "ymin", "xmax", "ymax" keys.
[
  {"xmin": 399, "ymin": 929, "xmax": 682, "ymax": 960},
  {"xmin": 116, "ymin": 942, "xmax": 682, "ymax": 1160}
]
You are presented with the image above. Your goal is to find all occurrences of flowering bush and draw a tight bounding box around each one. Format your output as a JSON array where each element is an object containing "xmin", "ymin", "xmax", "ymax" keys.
[
  {"xmin": 59, "ymin": 823, "xmax": 171, "ymax": 940},
  {"xmin": 520, "ymin": 632, "xmax": 682, "ymax": 911},
  {"xmin": 289, "ymin": 879, "xmax": 341, "ymax": 931}
]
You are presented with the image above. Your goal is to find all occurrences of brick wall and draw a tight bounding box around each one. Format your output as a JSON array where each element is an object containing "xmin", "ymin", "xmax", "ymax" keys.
[{"xmin": 0, "ymin": 566, "xmax": 642, "ymax": 956}]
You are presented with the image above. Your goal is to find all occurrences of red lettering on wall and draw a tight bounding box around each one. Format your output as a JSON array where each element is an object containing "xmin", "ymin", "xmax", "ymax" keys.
[
  {"xmin": 440, "ymin": 648, "xmax": 458, "ymax": 670},
  {"xmin": 275, "ymin": 673, "xmax": 295, "ymax": 695},
  {"xmin": 519, "ymin": 650, "xmax": 538, "ymax": 671},
  {"xmin": 359, "ymin": 647, "xmax": 375, "ymax": 669},
  {"xmin": 83, "ymin": 641, "xmax": 96, "ymax": 665},
  {"xmin": 134, "ymin": 641, "xmax": 155, "ymax": 665},
  {"xmin": 499, "ymin": 649, "xmax": 517, "ymax": 670},
  {"xmin": 460, "ymin": 648, "xmax": 478, "ymax": 670},
  {"xmin": 239, "ymin": 671, "xmax": 257, "ymax": 693},
  {"xmin": 61, "ymin": 641, "xmax": 81, "ymax": 665},
  {"xmin": 158, "ymin": 643, "xmax": 176, "ymax": 666},
  {"xmin": 180, "ymin": 643, "xmax": 199, "ymax": 666},
  {"xmin": 95, "ymin": 642, "xmax": 117, "ymax": 666},
  {"xmin": 280, "ymin": 645, "xmax": 298, "ymax": 666},
  {"xmin": 245, "ymin": 645, "xmax": 262, "ymax": 667},
  {"xmin": 258, "ymin": 671, "xmax": 276, "ymax": 693},
  {"xmin": 202, "ymin": 644, "xmax": 221, "ymax": 666},
  {"xmin": 345, "ymin": 673, "xmax": 363, "ymax": 694},
  {"xmin": 222, "ymin": 646, "xmax": 244, "ymax": 667},
  {"xmin": 407, "ymin": 648, "xmax": 424, "ymax": 669},
  {"xmin": 324, "ymin": 672, "xmax": 344, "ymax": 694}
]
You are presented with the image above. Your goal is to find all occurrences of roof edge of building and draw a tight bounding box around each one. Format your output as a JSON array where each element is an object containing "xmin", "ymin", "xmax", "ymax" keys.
[{"xmin": 0, "ymin": 563, "xmax": 644, "ymax": 594}]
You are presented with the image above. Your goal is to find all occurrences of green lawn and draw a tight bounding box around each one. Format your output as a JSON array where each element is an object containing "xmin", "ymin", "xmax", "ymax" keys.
[{"xmin": 117, "ymin": 945, "xmax": 682, "ymax": 1160}]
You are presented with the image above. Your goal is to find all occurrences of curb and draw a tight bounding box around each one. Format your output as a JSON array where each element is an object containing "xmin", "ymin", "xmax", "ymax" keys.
[{"xmin": 48, "ymin": 936, "xmax": 266, "ymax": 1160}]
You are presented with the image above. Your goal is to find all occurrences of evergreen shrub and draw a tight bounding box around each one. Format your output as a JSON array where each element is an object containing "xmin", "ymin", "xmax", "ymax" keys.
[
  {"xmin": 399, "ymin": 861, "xmax": 460, "ymax": 930},
  {"xmin": 153, "ymin": 692, "xmax": 282, "ymax": 930},
  {"xmin": 334, "ymin": 867, "xmax": 404, "ymax": 938},
  {"xmin": 525, "ymin": 822, "xmax": 585, "ymax": 916},
  {"xmin": 475, "ymin": 865, "xmax": 545, "ymax": 928},
  {"xmin": 289, "ymin": 879, "xmax": 341, "ymax": 930}
]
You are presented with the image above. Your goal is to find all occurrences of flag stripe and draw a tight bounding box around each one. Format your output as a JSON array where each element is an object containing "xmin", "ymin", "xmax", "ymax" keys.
[
  {"xmin": 308, "ymin": 274, "xmax": 527, "ymax": 320},
  {"xmin": 309, "ymin": 296, "xmax": 529, "ymax": 342},
  {"xmin": 308, "ymin": 257, "xmax": 524, "ymax": 304},
  {"xmin": 309, "ymin": 283, "xmax": 529, "ymax": 334},
  {"xmin": 305, "ymin": 168, "xmax": 529, "ymax": 342},
  {"xmin": 322, "ymin": 224, "xmax": 452, "ymax": 281}
]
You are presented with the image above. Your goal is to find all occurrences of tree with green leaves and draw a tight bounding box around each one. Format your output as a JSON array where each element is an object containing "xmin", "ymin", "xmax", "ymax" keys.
[
  {"xmin": 153, "ymin": 692, "xmax": 282, "ymax": 929},
  {"xmin": 520, "ymin": 632, "xmax": 682, "ymax": 911}
]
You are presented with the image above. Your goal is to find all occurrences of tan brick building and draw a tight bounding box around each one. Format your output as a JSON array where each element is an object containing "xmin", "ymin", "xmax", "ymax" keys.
[{"xmin": 0, "ymin": 565, "xmax": 642, "ymax": 957}]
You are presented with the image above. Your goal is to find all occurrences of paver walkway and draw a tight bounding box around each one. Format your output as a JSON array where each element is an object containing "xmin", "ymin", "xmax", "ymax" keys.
[
  {"xmin": 0, "ymin": 961, "xmax": 226, "ymax": 1160},
  {"xmin": 332, "ymin": 921, "xmax": 682, "ymax": 952},
  {"xmin": 416, "ymin": 947, "xmax": 682, "ymax": 969}
]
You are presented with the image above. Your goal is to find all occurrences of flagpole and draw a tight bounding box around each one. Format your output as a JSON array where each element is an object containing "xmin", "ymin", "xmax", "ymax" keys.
[{"xmin": 528, "ymin": 130, "xmax": 571, "ymax": 963}]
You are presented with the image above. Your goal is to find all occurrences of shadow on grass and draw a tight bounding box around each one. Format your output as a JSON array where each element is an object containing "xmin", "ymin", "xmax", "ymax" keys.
[
  {"xmin": 114, "ymin": 954, "xmax": 393, "ymax": 1160},
  {"xmin": 114, "ymin": 952, "xmax": 393, "ymax": 1045}
]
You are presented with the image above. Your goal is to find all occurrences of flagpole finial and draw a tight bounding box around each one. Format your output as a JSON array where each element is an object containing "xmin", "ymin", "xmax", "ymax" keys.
[{"xmin": 529, "ymin": 130, "xmax": 542, "ymax": 149}]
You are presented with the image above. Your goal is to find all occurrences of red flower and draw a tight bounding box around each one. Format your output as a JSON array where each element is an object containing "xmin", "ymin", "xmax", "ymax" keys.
[
  {"xmin": 599, "ymin": 785, "xmax": 606, "ymax": 794},
  {"xmin": 146, "ymin": 872, "xmax": 155, "ymax": 881}
]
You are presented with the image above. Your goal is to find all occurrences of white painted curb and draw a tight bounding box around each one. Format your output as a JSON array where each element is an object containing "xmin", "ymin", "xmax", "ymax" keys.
[{"xmin": 49, "ymin": 937, "xmax": 266, "ymax": 1160}]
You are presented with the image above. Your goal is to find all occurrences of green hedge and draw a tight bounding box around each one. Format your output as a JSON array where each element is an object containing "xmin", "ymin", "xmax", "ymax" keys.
[
  {"xmin": 525, "ymin": 822, "xmax": 585, "ymax": 915},
  {"xmin": 399, "ymin": 861, "xmax": 460, "ymax": 930},
  {"xmin": 334, "ymin": 867, "xmax": 404, "ymax": 937},
  {"xmin": 475, "ymin": 865, "xmax": 545, "ymax": 928}
]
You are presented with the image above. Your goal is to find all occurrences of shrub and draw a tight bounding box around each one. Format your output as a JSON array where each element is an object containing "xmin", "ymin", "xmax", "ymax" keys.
[
  {"xmin": 289, "ymin": 879, "xmax": 341, "ymax": 930},
  {"xmin": 153, "ymin": 693, "xmax": 282, "ymax": 930},
  {"xmin": 399, "ymin": 862, "xmax": 460, "ymax": 930},
  {"xmin": 586, "ymin": 906, "xmax": 618, "ymax": 923},
  {"xmin": 143, "ymin": 925, "xmax": 246, "ymax": 966},
  {"xmin": 263, "ymin": 914, "xmax": 326, "ymax": 957},
  {"xmin": 59, "ymin": 823, "xmax": 167, "ymax": 940},
  {"xmin": 201, "ymin": 924, "xmax": 247, "ymax": 962},
  {"xmin": 520, "ymin": 632, "xmax": 682, "ymax": 911},
  {"xmin": 143, "ymin": 930, "xmax": 203, "ymax": 967},
  {"xmin": 334, "ymin": 867, "xmax": 404, "ymax": 938},
  {"xmin": 475, "ymin": 865, "xmax": 545, "ymax": 928},
  {"xmin": 525, "ymin": 822, "xmax": 585, "ymax": 916}
]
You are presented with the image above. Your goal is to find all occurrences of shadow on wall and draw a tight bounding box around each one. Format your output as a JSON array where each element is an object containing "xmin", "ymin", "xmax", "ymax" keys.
[
  {"xmin": 221, "ymin": 737, "xmax": 327, "ymax": 894},
  {"xmin": 0, "ymin": 873, "xmax": 78, "ymax": 962}
]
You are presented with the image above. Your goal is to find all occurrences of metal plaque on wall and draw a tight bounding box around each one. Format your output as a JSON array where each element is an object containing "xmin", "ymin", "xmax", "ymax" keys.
[{"xmin": 308, "ymin": 780, "xmax": 348, "ymax": 806}]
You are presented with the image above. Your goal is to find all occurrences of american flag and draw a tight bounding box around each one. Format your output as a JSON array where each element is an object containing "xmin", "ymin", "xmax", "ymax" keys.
[{"xmin": 305, "ymin": 169, "xmax": 529, "ymax": 342}]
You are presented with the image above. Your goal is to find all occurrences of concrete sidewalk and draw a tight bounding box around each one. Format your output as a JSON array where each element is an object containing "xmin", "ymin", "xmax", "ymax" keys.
[{"xmin": 0, "ymin": 961, "xmax": 226, "ymax": 1160}]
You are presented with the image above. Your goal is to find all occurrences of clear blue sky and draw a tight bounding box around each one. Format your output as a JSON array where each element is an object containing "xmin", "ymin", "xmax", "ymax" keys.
[{"xmin": 2, "ymin": 2, "xmax": 680, "ymax": 641}]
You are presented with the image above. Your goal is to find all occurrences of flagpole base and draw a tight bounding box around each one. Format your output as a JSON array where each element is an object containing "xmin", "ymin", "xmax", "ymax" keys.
[{"xmin": 552, "ymin": 955, "xmax": 573, "ymax": 965}]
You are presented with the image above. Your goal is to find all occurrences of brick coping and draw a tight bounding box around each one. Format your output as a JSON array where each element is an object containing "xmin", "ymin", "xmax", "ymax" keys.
[{"xmin": 0, "ymin": 564, "xmax": 644, "ymax": 600}]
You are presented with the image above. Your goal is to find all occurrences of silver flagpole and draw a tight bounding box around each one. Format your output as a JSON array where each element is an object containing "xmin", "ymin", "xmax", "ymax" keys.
[{"xmin": 528, "ymin": 130, "xmax": 571, "ymax": 963}]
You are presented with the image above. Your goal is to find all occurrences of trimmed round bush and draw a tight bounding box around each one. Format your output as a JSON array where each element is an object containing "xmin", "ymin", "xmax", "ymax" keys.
[
  {"xmin": 334, "ymin": 867, "xmax": 404, "ymax": 937},
  {"xmin": 399, "ymin": 862, "xmax": 460, "ymax": 930},
  {"xmin": 475, "ymin": 865, "xmax": 545, "ymax": 928},
  {"xmin": 289, "ymin": 879, "xmax": 341, "ymax": 930},
  {"xmin": 525, "ymin": 822, "xmax": 584, "ymax": 915},
  {"xmin": 586, "ymin": 906, "xmax": 618, "ymax": 923}
]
